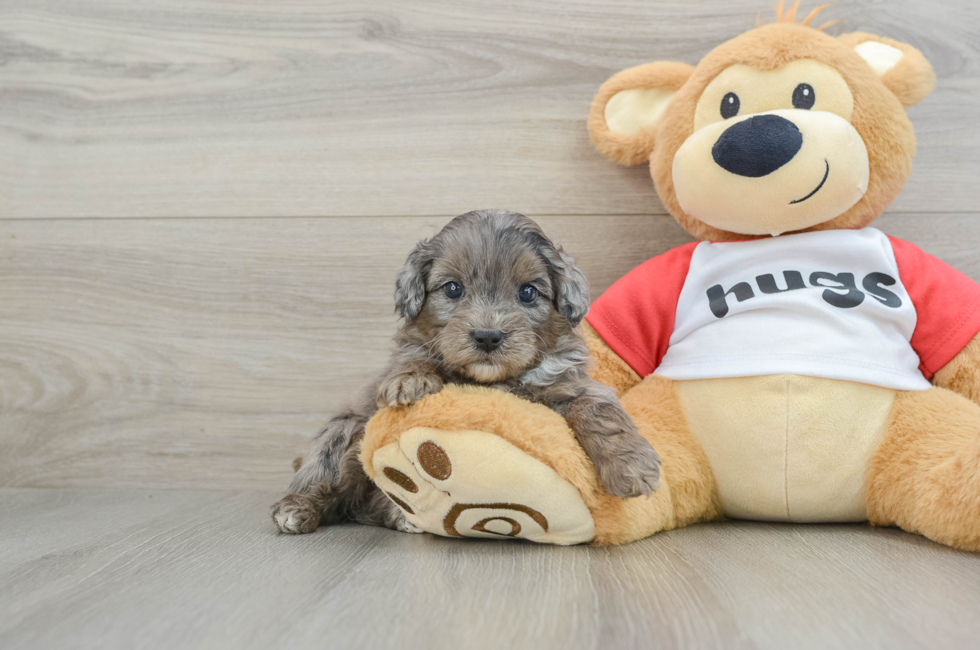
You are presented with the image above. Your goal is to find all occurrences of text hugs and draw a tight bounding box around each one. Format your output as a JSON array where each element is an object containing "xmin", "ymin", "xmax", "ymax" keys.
[{"xmin": 707, "ymin": 270, "xmax": 901, "ymax": 318}]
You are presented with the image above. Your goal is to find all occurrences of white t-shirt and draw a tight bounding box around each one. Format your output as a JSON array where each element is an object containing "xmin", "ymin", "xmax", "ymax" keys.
[{"xmin": 586, "ymin": 228, "xmax": 980, "ymax": 391}]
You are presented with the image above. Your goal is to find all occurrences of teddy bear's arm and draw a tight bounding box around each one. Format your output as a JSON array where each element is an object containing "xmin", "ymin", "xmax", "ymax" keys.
[
  {"xmin": 582, "ymin": 321, "xmax": 641, "ymax": 396},
  {"xmin": 932, "ymin": 332, "xmax": 980, "ymax": 406}
]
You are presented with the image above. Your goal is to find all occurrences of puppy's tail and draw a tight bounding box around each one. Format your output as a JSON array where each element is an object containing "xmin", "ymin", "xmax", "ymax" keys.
[{"xmin": 292, "ymin": 456, "xmax": 303, "ymax": 473}]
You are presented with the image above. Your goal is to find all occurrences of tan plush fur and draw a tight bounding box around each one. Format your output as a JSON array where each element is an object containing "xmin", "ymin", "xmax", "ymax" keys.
[
  {"xmin": 676, "ymin": 376, "xmax": 895, "ymax": 522},
  {"xmin": 589, "ymin": 23, "xmax": 933, "ymax": 241},
  {"xmin": 587, "ymin": 61, "xmax": 694, "ymax": 166},
  {"xmin": 866, "ymin": 387, "xmax": 980, "ymax": 551},
  {"xmin": 362, "ymin": 383, "xmax": 688, "ymax": 545},
  {"xmin": 363, "ymin": 385, "xmax": 599, "ymax": 508},
  {"xmin": 582, "ymin": 321, "xmax": 641, "ymax": 396},
  {"xmin": 617, "ymin": 375, "xmax": 721, "ymax": 529},
  {"xmin": 836, "ymin": 32, "xmax": 937, "ymax": 108},
  {"xmin": 932, "ymin": 333, "xmax": 980, "ymax": 407}
]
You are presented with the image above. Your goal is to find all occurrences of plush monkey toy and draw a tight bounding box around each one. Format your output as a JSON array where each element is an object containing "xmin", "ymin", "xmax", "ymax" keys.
[{"xmin": 362, "ymin": 3, "xmax": 980, "ymax": 549}]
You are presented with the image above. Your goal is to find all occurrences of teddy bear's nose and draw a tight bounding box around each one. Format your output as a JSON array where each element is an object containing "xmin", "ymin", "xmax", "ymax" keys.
[{"xmin": 712, "ymin": 114, "xmax": 803, "ymax": 177}]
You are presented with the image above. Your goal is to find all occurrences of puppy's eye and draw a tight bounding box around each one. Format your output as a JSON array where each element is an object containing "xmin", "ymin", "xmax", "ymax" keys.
[
  {"xmin": 443, "ymin": 281, "xmax": 464, "ymax": 300},
  {"xmin": 792, "ymin": 83, "xmax": 815, "ymax": 110},
  {"xmin": 518, "ymin": 284, "xmax": 538, "ymax": 304},
  {"xmin": 720, "ymin": 92, "xmax": 740, "ymax": 119}
]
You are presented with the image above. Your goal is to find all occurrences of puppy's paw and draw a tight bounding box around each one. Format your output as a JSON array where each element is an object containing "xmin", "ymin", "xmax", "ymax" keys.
[
  {"xmin": 595, "ymin": 438, "xmax": 662, "ymax": 499},
  {"xmin": 271, "ymin": 494, "xmax": 320, "ymax": 534},
  {"xmin": 377, "ymin": 372, "xmax": 444, "ymax": 408},
  {"xmin": 393, "ymin": 516, "xmax": 423, "ymax": 534}
]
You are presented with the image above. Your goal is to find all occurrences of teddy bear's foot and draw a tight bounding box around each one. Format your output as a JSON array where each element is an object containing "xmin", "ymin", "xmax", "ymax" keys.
[
  {"xmin": 867, "ymin": 387, "xmax": 980, "ymax": 552},
  {"xmin": 369, "ymin": 427, "xmax": 596, "ymax": 545}
]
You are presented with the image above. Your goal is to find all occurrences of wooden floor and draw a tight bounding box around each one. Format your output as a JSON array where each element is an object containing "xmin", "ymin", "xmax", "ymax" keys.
[
  {"xmin": 1, "ymin": 488, "xmax": 979, "ymax": 650},
  {"xmin": 2, "ymin": 1, "xmax": 980, "ymax": 648}
]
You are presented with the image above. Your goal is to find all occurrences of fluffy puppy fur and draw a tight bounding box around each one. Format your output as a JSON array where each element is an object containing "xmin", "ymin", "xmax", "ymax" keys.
[{"xmin": 271, "ymin": 210, "xmax": 661, "ymax": 534}]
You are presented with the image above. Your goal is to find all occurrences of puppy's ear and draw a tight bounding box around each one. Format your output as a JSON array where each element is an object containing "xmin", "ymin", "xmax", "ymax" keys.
[
  {"xmin": 394, "ymin": 238, "xmax": 435, "ymax": 321},
  {"xmin": 589, "ymin": 61, "xmax": 694, "ymax": 165},
  {"xmin": 541, "ymin": 245, "xmax": 590, "ymax": 327},
  {"xmin": 838, "ymin": 32, "xmax": 936, "ymax": 107}
]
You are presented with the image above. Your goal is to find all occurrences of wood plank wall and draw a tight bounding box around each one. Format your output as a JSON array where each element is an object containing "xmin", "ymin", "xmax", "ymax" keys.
[{"xmin": 1, "ymin": 0, "xmax": 978, "ymax": 489}]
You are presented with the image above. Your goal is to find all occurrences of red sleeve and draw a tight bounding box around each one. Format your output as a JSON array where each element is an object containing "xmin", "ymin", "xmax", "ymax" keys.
[
  {"xmin": 585, "ymin": 242, "xmax": 698, "ymax": 378},
  {"xmin": 888, "ymin": 236, "xmax": 980, "ymax": 378}
]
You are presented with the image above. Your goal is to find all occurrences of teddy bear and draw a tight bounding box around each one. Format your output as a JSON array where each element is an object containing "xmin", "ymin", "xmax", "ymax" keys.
[{"xmin": 360, "ymin": 3, "xmax": 980, "ymax": 550}]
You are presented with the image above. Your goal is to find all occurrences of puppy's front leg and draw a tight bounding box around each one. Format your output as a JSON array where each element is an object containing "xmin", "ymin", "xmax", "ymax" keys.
[
  {"xmin": 376, "ymin": 359, "xmax": 444, "ymax": 408},
  {"xmin": 563, "ymin": 383, "xmax": 661, "ymax": 499}
]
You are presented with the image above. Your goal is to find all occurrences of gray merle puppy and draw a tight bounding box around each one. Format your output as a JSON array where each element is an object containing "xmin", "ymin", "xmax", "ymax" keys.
[{"xmin": 271, "ymin": 210, "xmax": 661, "ymax": 534}]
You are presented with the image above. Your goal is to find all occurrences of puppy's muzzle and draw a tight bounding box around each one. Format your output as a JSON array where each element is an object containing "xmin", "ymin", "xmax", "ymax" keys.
[{"xmin": 471, "ymin": 329, "xmax": 506, "ymax": 352}]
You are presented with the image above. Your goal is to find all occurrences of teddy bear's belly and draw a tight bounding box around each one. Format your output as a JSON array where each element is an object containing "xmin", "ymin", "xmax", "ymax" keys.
[{"xmin": 674, "ymin": 374, "xmax": 896, "ymax": 522}]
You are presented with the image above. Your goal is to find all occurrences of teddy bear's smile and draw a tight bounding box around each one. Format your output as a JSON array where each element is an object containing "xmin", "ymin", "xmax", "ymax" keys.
[
  {"xmin": 789, "ymin": 159, "xmax": 830, "ymax": 204},
  {"xmin": 705, "ymin": 109, "xmax": 833, "ymax": 205},
  {"xmin": 666, "ymin": 52, "xmax": 873, "ymax": 239},
  {"xmin": 672, "ymin": 105, "xmax": 869, "ymax": 237}
]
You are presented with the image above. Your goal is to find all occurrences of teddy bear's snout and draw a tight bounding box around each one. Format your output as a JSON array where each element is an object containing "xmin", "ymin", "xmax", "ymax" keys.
[{"xmin": 712, "ymin": 114, "xmax": 804, "ymax": 178}]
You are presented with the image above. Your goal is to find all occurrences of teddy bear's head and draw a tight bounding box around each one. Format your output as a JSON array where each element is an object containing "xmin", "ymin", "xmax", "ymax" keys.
[{"xmin": 588, "ymin": 3, "xmax": 936, "ymax": 240}]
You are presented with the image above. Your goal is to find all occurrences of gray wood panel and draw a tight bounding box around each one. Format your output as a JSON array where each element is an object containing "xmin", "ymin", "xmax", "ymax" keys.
[
  {"xmin": 1, "ymin": 213, "xmax": 977, "ymax": 490},
  {"xmin": 0, "ymin": 214, "xmax": 689, "ymax": 489},
  {"xmin": 1, "ymin": 488, "xmax": 979, "ymax": 650},
  {"xmin": 1, "ymin": 0, "xmax": 978, "ymax": 219}
]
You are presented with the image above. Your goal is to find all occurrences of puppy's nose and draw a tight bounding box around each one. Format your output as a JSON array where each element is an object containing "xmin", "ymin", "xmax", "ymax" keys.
[
  {"xmin": 471, "ymin": 329, "xmax": 506, "ymax": 352},
  {"xmin": 712, "ymin": 114, "xmax": 803, "ymax": 177}
]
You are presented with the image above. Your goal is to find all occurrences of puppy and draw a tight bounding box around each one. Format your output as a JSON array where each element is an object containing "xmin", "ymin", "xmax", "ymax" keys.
[{"xmin": 271, "ymin": 210, "xmax": 661, "ymax": 534}]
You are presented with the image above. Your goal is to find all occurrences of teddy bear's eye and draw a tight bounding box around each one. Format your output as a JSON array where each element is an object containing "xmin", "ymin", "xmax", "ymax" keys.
[
  {"xmin": 792, "ymin": 83, "xmax": 815, "ymax": 110},
  {"xmin": 720, "ymin": 92, "xmax": 740, "ymax": 119}
]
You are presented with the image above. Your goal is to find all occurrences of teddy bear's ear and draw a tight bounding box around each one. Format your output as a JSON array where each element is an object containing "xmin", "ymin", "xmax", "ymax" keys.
[
  {"xmin": 588, "ymin": 62, "xmax": 694, "ymax": 165},
  {"xmin": 838, "ymin": 32, "xmax": 936, "ymax": 108}
]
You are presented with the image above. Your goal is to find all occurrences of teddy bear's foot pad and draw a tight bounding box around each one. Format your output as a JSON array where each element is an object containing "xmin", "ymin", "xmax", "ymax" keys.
[{"xmin": 371, "ymin": 427, "xmax": 595, "ymax": 545}]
